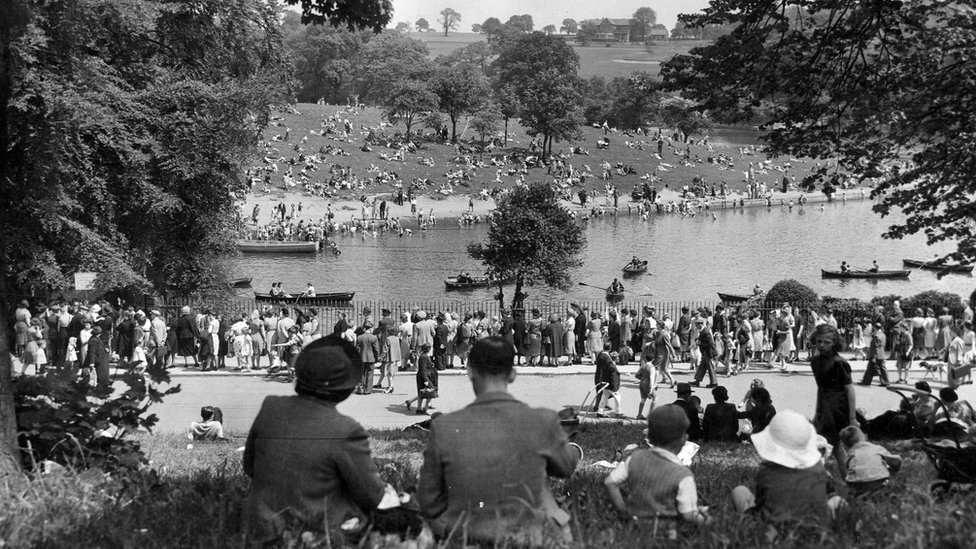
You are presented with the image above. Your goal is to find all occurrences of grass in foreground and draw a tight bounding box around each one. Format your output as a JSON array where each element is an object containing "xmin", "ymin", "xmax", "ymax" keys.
[{"xmin": 4, "ymin": 424, "xmax": 975, "ymax": 548}]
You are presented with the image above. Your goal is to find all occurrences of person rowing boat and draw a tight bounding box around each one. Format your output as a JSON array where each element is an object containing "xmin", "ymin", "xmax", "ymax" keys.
[
  {"xmin": 608, "ymin": 278, "xmax": 624, "ymax": 295},
  {"xmin": 626, "ymin": 256, "xmax": 644, "ymax": 270}
]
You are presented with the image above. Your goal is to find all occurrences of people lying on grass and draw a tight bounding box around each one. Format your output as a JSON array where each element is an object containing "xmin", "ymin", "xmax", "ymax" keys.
[
  {"xmin": 859, "ymin": 381, "xmax": 931, "ymax": 439},
  {"xmin": 928, "ymin": 387, "xmax": 976, "ymax": 438},
  {"xmin": 702, "ymin": 386, "xmax": 739, "ymax": 442},
  {"xmin": 604, "ymin": 404, "xmax": 710, "ymax": 526},
  {"xmin": 418, "ymin": 336, "xmax": 579, "ymax": 546},
  {"xmin": 243, "ymin": 335, "xmax": 387, "ymax": 541},
  {"xmin": 737, "ymin": 387, "xmax": 777, "ymax": 437},
  {"xmin": 188, "ymin": 406, "xmax": 227, "ymax": 441},
  {"xmin": 838, "ymin": 425, "xmax": 902, "ymax": 496},
  {"xmin": 731, "ymin": 410, "xmax": 844, "ymax": 523}
]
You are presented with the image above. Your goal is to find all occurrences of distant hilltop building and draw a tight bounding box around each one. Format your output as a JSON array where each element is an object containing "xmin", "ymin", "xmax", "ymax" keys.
[{"xmin": 581, "ymin": 18, "xmax": 670, "ymax": 42}]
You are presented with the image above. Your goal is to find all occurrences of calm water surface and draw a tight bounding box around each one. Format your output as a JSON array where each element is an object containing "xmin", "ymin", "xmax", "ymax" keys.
[{"xmin": 235, "ymin": 199, "xmax": 973, "ymax": 304}]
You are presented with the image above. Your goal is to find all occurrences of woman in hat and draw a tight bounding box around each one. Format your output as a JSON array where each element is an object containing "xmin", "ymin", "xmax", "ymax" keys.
[
  {"xmin": 243, "ymin": 335, "xmax": 388, "ymax": 539},
  {"xmin": 810, "ymin": 323, "xmax": 857, "ymax": 477},
  {"xmin": 586, "ymin": 311, "xmax": 604, "ymax": 364},
  {"xmin": 406, "ymin": 343, "xmax": 438, "ymax": 414},
  {"xmin": 526, "ymin": 309, "xmax": 543, "ymax": 365}
]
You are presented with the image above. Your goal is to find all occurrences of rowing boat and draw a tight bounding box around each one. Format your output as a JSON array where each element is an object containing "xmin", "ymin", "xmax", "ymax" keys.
[
  {"xmin": 717, "ymin": 292, "xmax": 752, "ymax": 303},
  {"xmin": 605, "ymin": 290, "xmax": 625, "ymax": 303},
  {"xmin": 228, "ymin": 277, "xmax": 252, "ymax": 288},
  {"xmin": 902, "ymin": 259, "xmax": 974, "ymax": 274},
  {"xmin": 444, "ymin": 277, "xmax": 491, "ymax": 290},
  {"xmin": 253, "ymin": 291, "xmax": 355, "ymax": 305},
  {"xmin": 622, "ymin": 261, "xmax": 648, "ymax": 275},
  {"xmin": 237, "ymin": 240, "xmax": 319, "ymax": 253},
  {"xmin": 821, "ymin": 269, "xmax": 910, "ymax": 279}
]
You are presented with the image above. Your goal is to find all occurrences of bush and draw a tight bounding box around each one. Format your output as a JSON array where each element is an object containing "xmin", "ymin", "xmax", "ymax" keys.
[
  {"xmin": 15, "ymin": 365, "xmax": 180, "ymax": 473},
  {"xmin": 765, "ymin": 279, "xmax": 819, "ymax": 308},
  {"xmin": 821, "ymin": 296, "xmax": 873, "ymax": 328},
  {"xmin": 899, "ymin": 290, "xmax": 966, "ymax": 317}
]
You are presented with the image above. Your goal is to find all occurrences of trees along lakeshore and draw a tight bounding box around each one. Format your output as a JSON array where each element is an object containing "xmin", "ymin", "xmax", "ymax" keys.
[
  {"xmin": 662, "ymin": 0, "xmax": 976, "ymax": 264},
  {"xmin": 431, "ymin": 64, "xmax": 490, "ymax": 143},
  {"xmin": 468, "ymin": 183, "xmax": 586, "ymax": 312},
  {"xmin": 0, "ymin": 0, "xmax": 390, "ymax": 475}
]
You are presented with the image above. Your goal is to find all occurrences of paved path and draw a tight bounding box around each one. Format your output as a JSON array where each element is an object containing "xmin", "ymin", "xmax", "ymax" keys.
[{"xmin": 150, "ymin": 356, "xmax": 969, "ymax": 435}]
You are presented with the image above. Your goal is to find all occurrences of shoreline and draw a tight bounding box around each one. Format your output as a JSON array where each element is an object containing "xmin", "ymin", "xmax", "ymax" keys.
[{"xmin": 241, "ymin": 186, "xmax": 872, "ymax": 226}]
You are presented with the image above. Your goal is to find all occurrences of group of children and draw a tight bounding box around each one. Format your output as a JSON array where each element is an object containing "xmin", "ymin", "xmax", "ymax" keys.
[{"xmin": 604, "ymin": 404, "xmax": 903, "ymax": 532}]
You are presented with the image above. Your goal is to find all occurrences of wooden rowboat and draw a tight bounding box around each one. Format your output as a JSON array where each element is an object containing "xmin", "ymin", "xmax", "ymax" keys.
[
  {"xmin": 902, "ymin": 259, "xmax": 974, "ymax": 274},
  {"xmin": 254, "ymin": 291, "xmax": 355, "ymax": 305},
  {"xmin": 622, "ymin": 261, "xmax": 648, "ymax": 275},
  {"xmin": 717, "ymin": 292, "xmax": 752, "ymax": 303},
  {"xmin": 237, "ymin": 240, "xmax": 319, "ymax": 253},
  {"xmin": 444, "ymin": 277, "xmax": 491, "ymax": 290},
  {"xmin": 229, "ymin": 277, "xmax": 252, "ymax": 288},
  {"xmin": 605, "ymin": 290, "xmax": 625, "ymax": 303},
  {"xmin": 821, "ymin": 269, "xmax": 910, "ymax": 279}
]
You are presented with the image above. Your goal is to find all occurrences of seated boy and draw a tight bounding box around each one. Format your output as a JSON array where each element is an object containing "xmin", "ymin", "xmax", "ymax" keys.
[
  {"xmin": 188, "ymin": 406, "xmax": 226, "ymax": 441},
  {"xmin": 839, "ymin": 425, "xmax": 902, "ymax": 495},
  {"xmin": 604, "ymin": 404, "xmax": 710, "ymax": 528},
  {"xmin": 732, "ymin": 410, "xmax": 844, "ymax": 522}
]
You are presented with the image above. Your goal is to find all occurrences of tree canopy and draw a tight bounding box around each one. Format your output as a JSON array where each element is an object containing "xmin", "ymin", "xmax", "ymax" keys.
[
  {"xmin": 431, "ymin": 64, "xmax": 489, "ymax": 142},
  {"xmin": 350, "ymin": 32, "xmax": 432, "ymax": 103},
  {"xmin": 438, "ymin": 8, "xmax": 461, "ymax": 37},
  {"xmin": 382, "ymin": 80, "xmax": 437, "ymax": 136},
  {"xmin": 0, "ymin": 0, "xmax": 294, "ymax": 474},
  {"xmin": 561, "ymin": 19, "xmax": 578, "ymax": 35},
  {"xmin": 468, "ymin": 183, "xmax": 585, "ymax": 311},
  {"xmin": 286, "ymin": 0, "xmax": 393, "ymax": 31},
  {"xmin": 662, "ymin": 0, "xmax": 976, "ymax": 263},
  {"xmin": 632, "ymin": 7, "xmax": 658, "ymax": 42},
  {"xmin": 415, "ymin": 17, "xmax": 430, "ymax": 32},
  {"xmin": 505, "ymin": 14, "xmax": 534, "ymax": 33}
]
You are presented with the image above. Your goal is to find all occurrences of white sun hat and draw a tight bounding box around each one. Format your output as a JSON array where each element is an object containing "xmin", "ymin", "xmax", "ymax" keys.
[{"xmin": 750, "ymin": 410, "xmax": 821, "ymax": 469}]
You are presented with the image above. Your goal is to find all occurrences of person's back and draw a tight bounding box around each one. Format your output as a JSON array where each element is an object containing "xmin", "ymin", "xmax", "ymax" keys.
[
  {"xmin": 702, "ymin": 401, "xmax": 738, "ymax": 442},
  {"xmin": 418, "ymin": 337, "xmax": 578, "ymax": 545}
]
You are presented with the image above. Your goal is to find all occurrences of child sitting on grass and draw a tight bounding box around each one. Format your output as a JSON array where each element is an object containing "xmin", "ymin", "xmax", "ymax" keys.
[
  {"xmin": 732, "ymin": 410, "xmax": 844, "ymax": 523},
  {"xmin": 838, "ymin": 425, "xmax": 902, "ymax": 495},
  {"xmin": 604, "ymin": 404, "xmax": 710, "ymax": 531}
]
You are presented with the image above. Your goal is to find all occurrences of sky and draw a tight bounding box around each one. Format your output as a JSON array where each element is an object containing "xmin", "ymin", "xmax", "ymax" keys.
[{"xmin": 389, "ymin": 0, "xmax": 714, "ymax": 32}]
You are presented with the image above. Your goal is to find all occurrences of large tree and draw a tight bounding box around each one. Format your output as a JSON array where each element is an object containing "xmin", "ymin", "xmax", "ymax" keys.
[
  {"xmin": 561, "ymin": 18, "xmax": 578, "ymax": 35},
  {"xmin": 415, "ymin": 17, "xmax": 430, "ymax": 32},
  {"xmin": 431, "ymin": 64, "xmax": 489, "ymax": 142},
  {"xmin": 350, "ymin": 31, "xmax": 432, "ymax": 103},
  {"xmin": 286, "ymin": 0, "xmax": 392, "ymax": 31},
  {"xmin": 283, "ymin": 25, "xmax": 371, "ymax": 103},
  {"xmin": 438, "ymin": 7, "xmax": 461, "ymax": 37},
  {"xmin": 480, "ymin": 17, "xmax": 502, "ymax": 42},
  {"xmin": 662, "ymin": 0, "xmax": 976, "ymax": 263},
  {"xmin": 382, "ymin": 80, "xmax": 437, "ymax": 136},
  {"xmin": 468, "ymin": 183, "xmax": 586, "ymax": 311},
  {"xmin": 0, "ymin": 0, "xmax": 390, "ymax": 475},
  {"xmin": 493, "ymin": 32, "xmax": 583, "ymax": 155},
  {"xmin": 631, "ymin": 7, "xmax": 658, "ymax": 42},
  {"xmin": 505, "ymin": 14, "xmax": 535, "ymax": 33}
]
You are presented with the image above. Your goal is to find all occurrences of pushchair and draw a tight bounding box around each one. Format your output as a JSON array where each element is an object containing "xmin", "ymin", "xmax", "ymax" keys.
[
  {"xmin": 556, "ymin": 382, "xmax": 609, "ymax": 461},
  {"xmin": 886, "ymin": 385, "xmax": 976, "ymax": 496}
]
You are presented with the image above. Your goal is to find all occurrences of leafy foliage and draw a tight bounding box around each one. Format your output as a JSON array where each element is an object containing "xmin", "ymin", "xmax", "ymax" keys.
[
  {"xmin": 286, "ymin": 0, "xmax": 392, "ymax": 32},
  {"xmin": 894, "ymin": 291, "xmax": 965, "ymax": 318},
  {"xmin": 765, "ymin": 279, "xmax": 819, "ymax": 308},
  {"xmin": 662, "ymin": 0, "xmax": 976, "ymax": 263},
  {"xmin": 415, "ymin": 17, "xmax": 429, "ymax": 32},
  {"xmin": 283, "ymin": 24, "xmax": 370, "ymax": 103},
  {"xmin": 438, "ymin": 7, "xmax": 461, "ymax": 37},
  {"xmin": 350, "ymin": 31, "xmax": 432, "ymax": 103},
  {"xmin": 381, "ymin": 80, "xmax": 437, "ymax": 136},
  {"xmin": 631, "ymin": 7, "xmax": 658, "ymax": 42},
  {"xmin": 468, "ymin": 183, "xmax": 585, "ymax": 310},
  {"xmin": 560, "ymin": 18, "xmax": 578, "ymax": 35},
  {"xmin": 15, "ymin": 368, "xmax": 180, "ymax": 472},
  {"xmin": 430, "ymin": 63, "xmax": 489, "ymax": 142}
]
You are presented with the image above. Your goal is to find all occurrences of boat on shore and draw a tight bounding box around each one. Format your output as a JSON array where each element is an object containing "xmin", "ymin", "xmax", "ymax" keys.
[
  {"xmin": 902, "ymin": 259, "xmax": 974, "ymax": 274},
  {"xmin": 445, "ymin": 276, "xmax": 491, "ymax": 290},
  {"xmin": 717, "ymin": 292, "xmax": 751, "ymax": 303},
  {"xmin": 821, "ymin": 269, "xmax": 910, "ymax": 279},
  {"xmin": 622, "ymin": 261, "xmax": 648, "ymax": 275},
  {"xmin": 229, "ymin": 277, "xmax": 252, "ymax": 288},
  {"xmin": 237, "ymin": 240, "xmax": 319, "ymax": 253},
  {"xmin": 254, "ymin": 291, "xmax": 355, "ymax": 305}
]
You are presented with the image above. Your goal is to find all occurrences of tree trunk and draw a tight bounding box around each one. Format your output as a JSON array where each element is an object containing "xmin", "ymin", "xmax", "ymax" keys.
[
  {"xmin": 494, "ymin": 282, "xmax": 505, "ymax": 310},
  {"xmin": 503, "ymin": 117, "xmax": 508, "ymax": 146},
  {"xmin": 450, "ymin": 114, "xmax": 458, "ymax": 143},
  {"xmin": 0, "ymin": 281, "xmax": 23, "ymax": 476},
  {"xmin": 511, "ymin": 274, "xmax": 526, "ymax": 313}
]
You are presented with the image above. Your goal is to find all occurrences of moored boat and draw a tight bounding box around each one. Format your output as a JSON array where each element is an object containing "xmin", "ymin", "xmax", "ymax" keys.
[
  {"xmin": 821, "ymin": 269, "xmax": 910, "ymax": 279},
  {"xmin": 902, "ymin": 259, "xmax": 974, "ymax": 274},
  {"xmin": 229, "ymin": 277, "xmax": 252, "ymax": 288},
  {"xmin": 253, "ymin": 291, "xmax": 355, "ymax": 305},
  {"xmin": 444, "ymin": 277, "xmax": 491, "ymax": 290},
  {"xmin": 237, "ymin": 240, "xmax": 319, "ymax": 253},
  {"xmin": 717, "ymin": 292, "xmax": 751, "ymax": 303}
]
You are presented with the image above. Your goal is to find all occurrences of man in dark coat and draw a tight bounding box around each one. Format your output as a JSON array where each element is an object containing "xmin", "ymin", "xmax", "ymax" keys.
[
  {"xmin": 690, "ymin": 318, "xmax": 717, "ymax": 388},
  {"xmin": 573, "ymin": 304, "xmax": 587, "ymax": 363},
  {"xmin": 512, "ymin": 311, "xmax": 527, "ymax": 365},
  {"xmin": 433, "ymin": 314, "xmax": 450, "ymax": 370},
  {"xmin": 418, "ymin": 337, "xmax": 578, "ymax": 545},
  {"xmin": 672, "ymin": 382, "xmax": 703, "ymax": 441},
  {"xmin": 355, "ymin": 323, "xmax": 380, "ymax": 393},
  {"xmin": 607, "ymin": 311, "xmax": 621, "ymax": 352},
  {"xmin": 83, "ymin": 327, "xmax": 111, "ymax": 389},
  {"xmin": 115, "ymin": 309, "xmax": 136, "ymax": 362}
]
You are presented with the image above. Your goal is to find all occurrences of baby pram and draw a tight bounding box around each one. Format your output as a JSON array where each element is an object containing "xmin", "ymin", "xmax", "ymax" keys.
[
  {"xmin": 886, "ymin": 385, "xmax": 976, "ymax": 495},
  {"xmin": 557, "ymin": 383, "xmax": 609, "ymax": 460}
]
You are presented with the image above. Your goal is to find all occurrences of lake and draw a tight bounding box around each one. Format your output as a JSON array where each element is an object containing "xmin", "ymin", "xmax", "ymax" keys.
[{"xmin": 234, "ymin": 198, "xmax": 973, "ymax": 306}]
